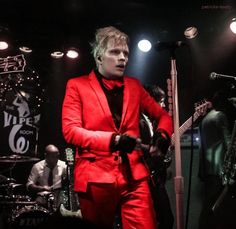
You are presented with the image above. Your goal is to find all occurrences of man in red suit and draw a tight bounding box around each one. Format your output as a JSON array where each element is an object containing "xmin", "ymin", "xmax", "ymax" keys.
[{"xmin": 62, "ymin": 26, "xmax": 173, "ymax": 229}]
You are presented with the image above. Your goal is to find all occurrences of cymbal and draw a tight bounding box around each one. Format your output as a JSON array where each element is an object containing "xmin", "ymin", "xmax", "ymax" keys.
[
  {"xmin": 0, "ymin": 176, "xmax": 16, "ymax": 184},
  {"xmin": 0, "ymin": 155, "xmax": 40, "ymax": 163},
  {"xmin": 0, "ymin": 183, "xmax": 23, "ymax": 188},
  {"xmin": 10, "ymin": 183, "xmax": 23, "ymax": 188},
  {"xmin": 5, "ymin": 177, "xmax": 16, "ymax": 183},
  {"xmin": 0, "ymin": 200, "xmax": 36, "ymax": 205}
]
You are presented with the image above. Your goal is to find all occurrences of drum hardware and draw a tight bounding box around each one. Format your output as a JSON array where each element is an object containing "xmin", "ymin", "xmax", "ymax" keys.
[
  {"xmin": 0, "ymin": 200, "xmax": 36, "ymax": 205},
  {"xmin": 10, "ymin": 204, "xmax": 50, "ymax": 227},
  {"xmin": 0, "ymin": 194, "xmax": 34, "ymax": 205},
  {"xmin": 37, "ymin": 191, "xmax": 56, "ymax": 212},
  {"xmin": 0, "ymin": 194, "xmax": 38, "ymax": 228},
  {"xmin": 0, "ymin": 182, "xmax": 23, "ymax": 197},
  {"xmin": 46, "ymin": 192, "xmax": 56, "ymax": 212},
  {"xmin": 0, "ymin": 155, "xmax": 40, "ymax": 163},
  {"xmin": 0, "ymin": 176, "xmax": 16, "ymax": 196},
  {"xmin": 0, "ymin": 175, "xmax": 16, "ymax": 184}
]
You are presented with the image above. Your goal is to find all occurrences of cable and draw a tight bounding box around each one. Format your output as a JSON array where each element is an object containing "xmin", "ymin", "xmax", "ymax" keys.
[{"xmin": 185, "ymin": 114, "xmax": 195, "ymax": 229}]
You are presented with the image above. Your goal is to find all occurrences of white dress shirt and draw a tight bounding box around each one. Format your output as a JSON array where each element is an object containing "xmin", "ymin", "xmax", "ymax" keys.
[{"xmin": 27, "ymin": 159, "xmax": 67, "ymax": 190}]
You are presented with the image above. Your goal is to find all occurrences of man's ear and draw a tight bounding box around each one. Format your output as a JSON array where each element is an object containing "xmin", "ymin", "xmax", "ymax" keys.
[{"xmin": 97, "ymin": 56, "xmax": 102, "ymax": 63}]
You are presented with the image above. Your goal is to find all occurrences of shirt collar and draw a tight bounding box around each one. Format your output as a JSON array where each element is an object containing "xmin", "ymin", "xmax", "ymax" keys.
[{"xmin": 95, "ymin": 69, "xmax": 124, "ymax": 90}]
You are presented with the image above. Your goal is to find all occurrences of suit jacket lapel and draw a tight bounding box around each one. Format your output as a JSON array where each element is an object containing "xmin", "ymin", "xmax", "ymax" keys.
[{"xmin": 88, "ymin": 71, "xmax": 117, "ymax": 130}]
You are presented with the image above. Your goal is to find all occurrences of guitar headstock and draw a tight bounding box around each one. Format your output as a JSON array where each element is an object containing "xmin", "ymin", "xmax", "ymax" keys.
[
  {"xmin": 194, "ymin": 100, "xmax": 212, "ymax": 116},
  {"xmin": 65, "ymin": 148, "xmax": 74, "ymax": 165},
  {"xmin": 0, "ymin": 54, "xmax": 26, "ymax": 75}
]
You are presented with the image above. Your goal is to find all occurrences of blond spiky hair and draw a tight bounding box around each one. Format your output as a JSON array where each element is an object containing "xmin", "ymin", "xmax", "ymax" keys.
[{"xmin": 91, "ymin": 26, "xmax": 129, "ymax": 67}]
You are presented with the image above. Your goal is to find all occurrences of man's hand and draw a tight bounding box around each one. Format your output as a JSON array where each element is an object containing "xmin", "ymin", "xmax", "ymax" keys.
[
  {"xmin": 113, "ymin": 134, "xmax": 139, "ymax": 153},
  {"xmin": 42, "ymin": 185, "xmax": 53, "ymax": 192},
  {"xmin": 151, "ymin": 130, "xmax": 170, "ymax": 157}
]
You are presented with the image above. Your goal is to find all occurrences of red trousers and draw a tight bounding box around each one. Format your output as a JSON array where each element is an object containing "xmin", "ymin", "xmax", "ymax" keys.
[{"xmin": 78, "ymin": 164, "xmax": 157, "ymax": 229}]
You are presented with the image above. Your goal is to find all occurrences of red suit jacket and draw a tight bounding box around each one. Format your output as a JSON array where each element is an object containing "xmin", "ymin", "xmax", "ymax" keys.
[{"xmin": 62, "ymin": 70, "xmax": 173, "ymax": 192}]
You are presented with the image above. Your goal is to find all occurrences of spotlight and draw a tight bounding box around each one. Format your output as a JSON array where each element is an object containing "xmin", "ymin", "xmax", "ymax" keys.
[
  {"xmin": 0, "ymin": 41, "xmax": 8, "ymax": 50},
  {"xmin": 51, "ymin": 51, "xmax": 64, "ymax": 59},
  {"xmin": 0, "ymin": 26, "xmax": 11, "ymax": 51},
  {"xmin": 230, "ymin": 18, "xmax": 236, "ymax": 34},
  {"xmin": 19, "ymin": 46, "xmax": 32, "ymax": 53},
  {"xmin": 66, "ymin": 48, "xmax": 79, "ymax": 59},
  {"xmin": 184, "ymin": 26, "xmax": 198, "ymax": 39},
  {"xmin": 138, "ymin": 39, "xmax": 152, "ymax": 52}
]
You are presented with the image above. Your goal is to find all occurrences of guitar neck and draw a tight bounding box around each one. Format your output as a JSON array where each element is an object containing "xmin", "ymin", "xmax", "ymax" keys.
[
  {"xmin": 65, "ymin": 148, "xmax": 78, "ymax": 211},
  {"xmin": 171, "ymin": 112, "xmax": 199, "ymax": 145}
]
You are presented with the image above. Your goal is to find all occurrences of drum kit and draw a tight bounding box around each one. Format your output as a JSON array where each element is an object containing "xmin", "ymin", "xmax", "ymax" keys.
[{"xmin": 0, "ymin": 155, "xmax": 51, "ymax": 229}]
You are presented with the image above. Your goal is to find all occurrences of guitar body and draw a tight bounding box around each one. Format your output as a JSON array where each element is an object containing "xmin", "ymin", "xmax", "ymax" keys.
[
  {"xmin": 140, "ymin": 114, "xmax": 171, "ymax": 186},
  {"xmin": 60, "ymin": 148, "xmax": 82, "ymax": 218}
]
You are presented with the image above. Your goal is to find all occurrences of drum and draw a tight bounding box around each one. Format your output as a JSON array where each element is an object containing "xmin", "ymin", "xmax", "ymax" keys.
[
  {"xmin": 37, "ymin": 190, "xmax": 66, "ymax": 212},
  {"xmin": 5, "ymin": 194, "xmax": 32, "ymax": 202},
  {"xmin": 11, "ymin": 205, "xmax": 49, "ymax": 228},
  {"xmin": 37, "ymin": 191, "xmax": 56, "ymax": 212},
  {"xmin": 0, "ymin": 195, "xmax": 34, "ymax": 207}
]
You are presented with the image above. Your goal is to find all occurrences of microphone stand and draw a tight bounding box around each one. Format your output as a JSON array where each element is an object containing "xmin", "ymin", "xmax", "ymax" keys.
[{"xmin": 169, "ymin": 48, "xmax": 184, "ymax": 229}]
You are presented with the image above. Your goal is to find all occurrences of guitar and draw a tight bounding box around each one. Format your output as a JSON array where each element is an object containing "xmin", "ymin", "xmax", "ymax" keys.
[
  {"xmin": 165, "ymin": 100, "xmax": 212, "ymax": 162},
  {"xmin": 144, "ymin": 100, "xmax": 212, "ymax": 184},
  {"xmin": 0, "ymin": 54, "xmax": 26, "ymax": 74},
  {"xmin": 60, "ymin": 148, "xmax": 82, "ymax": 218},
  {"xmin": 170, "ymin": 100, "xmax": 212, "ymax": 146}
]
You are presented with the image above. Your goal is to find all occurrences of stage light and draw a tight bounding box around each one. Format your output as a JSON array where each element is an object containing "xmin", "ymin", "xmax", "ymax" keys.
[
  {"xmin": 138, "ymin": 39, "xmax": 152, "ymax": 52},
  {"xmin": 230, "ymin": 18, "xmax": 236, "ymax": 34},
  {"xmin": 0, "ymin": 41, "xmax": 8, "ymax": 50},
  {"xmin": 51, "ymin": 51, "xmax": 64, "ymax": 59},
  {"xmin": 0, "ymin": 26, "xmax": 10, "ymax": 51},
  {"xmin": 19, "ymin": 46, "xmax": 32, "ymax": 53},
  {"xmin": 66, "ymin": 48, "xmax": 79, "ymax": 59},
  {"xmin": 184, "ymin": 26, "xmax": 198, "ymax": 39}
]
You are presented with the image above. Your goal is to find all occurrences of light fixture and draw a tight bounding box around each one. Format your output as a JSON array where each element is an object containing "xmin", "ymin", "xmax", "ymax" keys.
[
  {"xmin": 0, "ymin": 26, "xmax": 10, "ymax": 51},
  {"xmin": 51, "ymin": 51, "xmax": 64, "ymax": 59},
  {"xmin": 138, "ymin": 39, "xmax": 152, "ymax": 52},
  {"xmin": 0, "ymin": 41, "xmax": 8, "ymax": 50},
  {"xmin": 19, "ymin": 46, "xmax": 32, "ymax": 53},
  {"xmin": 230, "ymin": 18, "xmax": 236, "ymax": 34},
  {"xmin": 66, "ymin": 48, "xmax": 79, "ymax": 59},
  {"xmin": 184, "ymin": 26, "xmax": 198, "ymax": 39}
]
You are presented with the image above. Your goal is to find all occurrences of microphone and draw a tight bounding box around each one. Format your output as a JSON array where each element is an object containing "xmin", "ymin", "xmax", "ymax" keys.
[
  {"xmin": 210, "ymin": 72, "xmax": 236, "ymax": 81},
  {"xmin": 154, "ymin": 41, "xmax": 187, "ymax": 51}
]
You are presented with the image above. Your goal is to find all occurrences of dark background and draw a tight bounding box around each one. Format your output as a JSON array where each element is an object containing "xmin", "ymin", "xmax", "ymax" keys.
[
  {"xmin": 0, "ymin": 1, "xmax": 236, "ymax": 228},
  {"xmin": 1, "ymin": 0, "xmax": 236, "ymax": 156},
  {"xmin": 0, "ymin": 0, "xmax": 235, "ymax": 163}
]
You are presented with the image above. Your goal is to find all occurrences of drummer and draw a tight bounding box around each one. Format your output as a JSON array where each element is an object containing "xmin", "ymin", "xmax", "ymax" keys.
[{"xmin": 26, "ymin": 144, "xmax": 67, "ymax": 210}]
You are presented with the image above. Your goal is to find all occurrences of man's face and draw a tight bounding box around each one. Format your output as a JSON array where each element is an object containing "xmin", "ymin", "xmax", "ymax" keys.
[
  {"xmin": 45, "ymin": 152, "xmax": 58, "ymax": 168},
  {"xmin": 98, "ymin": 40, "xmax": 129, "ymax": 79},
  {"xmin": 159, "ymin": 97, "xmax": 166, "ymax": 108}
]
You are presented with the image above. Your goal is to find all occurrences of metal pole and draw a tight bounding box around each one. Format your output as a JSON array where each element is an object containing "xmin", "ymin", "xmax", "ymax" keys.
[{"xmin": 170, "ymin": 57, "xmax": 184, "ymax": 229}]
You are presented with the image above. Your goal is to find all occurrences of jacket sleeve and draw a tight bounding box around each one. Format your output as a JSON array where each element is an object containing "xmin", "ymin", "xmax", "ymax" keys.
[
  {"xmin": 140, "ymin": 85, "xmax": 173, "ymax": 138},
  {"xmin": 62, "ymin": 79, "xmax": 113, "ymax": 152}
]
